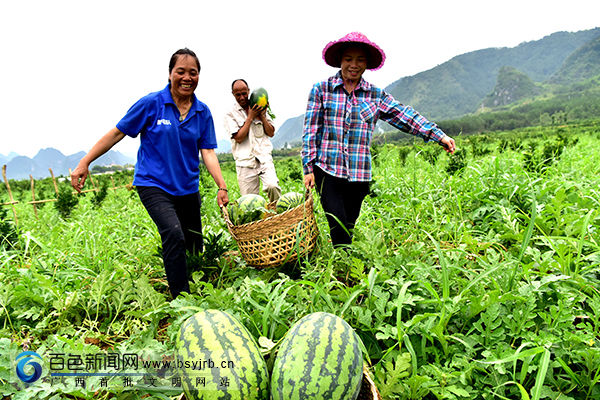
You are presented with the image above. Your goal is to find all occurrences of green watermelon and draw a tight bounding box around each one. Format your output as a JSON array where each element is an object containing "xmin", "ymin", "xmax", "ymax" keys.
[
  {"xmin": 227, "ymin": 201, "xmax": 243, "ymax": 225},
  {"xmin": 270, "ymin": 312, "xmax": 363, "ymax": 400},
  {"xmin": 249, "ymin": 88, "xmax": 276, "ymax": 119},
  {"xmin": 237, "ymin": 194, "xmax": 267, "ymax": 224},
  {"xmin": 176, "ymin": 310, "xmax": 269, "ymax": 399},
  {"xmin": 276, "ymin": 192, "xmax": 304, "ymax": 214},
  {"xmin": 249, "ymin": 88, "xmax": 269, "ymax": 108}
]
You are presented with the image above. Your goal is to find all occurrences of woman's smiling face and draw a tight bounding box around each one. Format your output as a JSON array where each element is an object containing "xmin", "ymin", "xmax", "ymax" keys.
[
  {"xmin": 340, "ymin": 47, "xmax": 368, "ymax": 82},
  {"xmin": 169, "ymin": 54, "xmax": 199, "ymax": 99}
]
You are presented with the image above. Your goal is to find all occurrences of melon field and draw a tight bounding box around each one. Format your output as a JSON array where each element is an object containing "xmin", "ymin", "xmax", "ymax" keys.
[{"xmin": 1, "ymin": 120, "xmax": 599, "ymax": 399}]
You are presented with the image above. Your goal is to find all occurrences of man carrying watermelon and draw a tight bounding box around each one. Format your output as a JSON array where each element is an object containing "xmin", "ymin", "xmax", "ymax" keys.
[
  {"xmin": 224, "ymin": 79, "xmax": 282, "ymax": 202},
  {"xmin": 302, "ymin": 32, "xmax": 456, "ymax": 247}
]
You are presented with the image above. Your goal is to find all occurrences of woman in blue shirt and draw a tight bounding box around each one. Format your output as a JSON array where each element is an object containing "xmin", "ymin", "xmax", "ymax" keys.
[{"xmin": 71, "ymin": 48, "xmax": 229, "ymax": 298}]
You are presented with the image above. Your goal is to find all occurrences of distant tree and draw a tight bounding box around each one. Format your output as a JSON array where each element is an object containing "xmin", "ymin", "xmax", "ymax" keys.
[{"xmin": 540, "ymin": 113, "xmax": 552, "ymax": 126}]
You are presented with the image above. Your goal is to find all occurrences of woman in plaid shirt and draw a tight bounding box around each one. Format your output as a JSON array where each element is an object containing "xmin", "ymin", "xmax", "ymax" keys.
[{"xmin": 302, "ymin": 32, "xmax": 456, "ymax": 247}]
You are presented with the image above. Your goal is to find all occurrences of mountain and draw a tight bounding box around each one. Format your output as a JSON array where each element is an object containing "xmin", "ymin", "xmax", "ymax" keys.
[
  {"xmin": 0, "ymin": 152, "xmax": 19, "ymax": 165},
  {"xmin": 550, "ymin": 35, "xmax": 600, "ymax": 84},
  {"xmin": 482, "ymin": 66, "xmax": 540, "ymax": 108},
  {"xmin": 4, "ymin": 148, "xmax": 135, "ymax": 180},
  {"xmin": 6, "ymin": 156, "xmax": 38, "ymax": 179},
  {"xmin": 271, "ymin": 27, "xmax": 600, "ymax": 148},
  {"xmin": 33, "ymin": 148, "xmax": 66, "ymax": 172},
  {"xmin": 64, "ymin": 152, "xmax": 87, "ymax": 173},
  {"xmin": 272, "ymin": 115, "xmax": 305, "ymax": 149},
  {"xmin": 93, "ymin": 151, "xmax": 133, "ymax": 167},
  {"xmin": 385, "ymin": 29, "xmax": 600, "ymax": 121}
]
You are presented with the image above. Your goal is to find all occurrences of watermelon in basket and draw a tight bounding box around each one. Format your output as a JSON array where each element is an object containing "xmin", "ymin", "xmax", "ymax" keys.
[
  {"xmin": 222, "ymin": 190, "xmax": 319, "ymax": 268},
  {"xmin": 276, "ymin": 191, "xmax": 304, "ymax": 214},
  {"xmin": 228, "ymin": 194, "xmax": 268, "ymax": 226}
]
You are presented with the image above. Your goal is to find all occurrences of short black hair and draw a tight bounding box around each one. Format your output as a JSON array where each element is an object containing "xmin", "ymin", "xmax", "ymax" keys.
[
  {"xmin": 231, "ymin": 79, "xmax": 248, "ymax": 90},
  {"xmin": 169, "ymin": 48, "xmax": 200, "ymax": 74}
]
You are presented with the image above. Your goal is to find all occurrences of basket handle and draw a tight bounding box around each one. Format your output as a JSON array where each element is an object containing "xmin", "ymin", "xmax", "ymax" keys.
[
  {"xmin": 304, "ymin": 187, "xmax": 313, "ymax": 200},
  {"xmin": 221, "ymin": 204, "xmax": 233, "ymax": 224},
  {"xmin": 220, "ymin": 204, "xmax": 238, "ymax": 239}
]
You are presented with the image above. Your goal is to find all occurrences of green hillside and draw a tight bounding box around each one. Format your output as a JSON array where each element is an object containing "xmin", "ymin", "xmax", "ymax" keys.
[
  {"xmin": 482, "ymin": 66, "xmax": 541, "ymax": 108},
  {"xmin": 551, "ymin": 35, "xmax": 600, "ymax": 84},
  {"xmin": 437, "ymin": 77, "xmax": 600, "ymax": 136},
  {"xmin": 385, "ymin": 28, "xmax": 600, "ymax": 120},
  {"xmin": 435, "ymin": 30, "xmax": 600, "ymax": 136}
]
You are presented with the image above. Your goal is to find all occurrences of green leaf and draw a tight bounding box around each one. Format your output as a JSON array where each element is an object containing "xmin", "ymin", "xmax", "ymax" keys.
[
  {"xmin": 531, "ymin": 349, "xmax": 551, "ymax": 400},
  {"xmin": 478, "ymin": 346, "xmax": 545, "ymax": 365},
  {"xmin": 375, "ymin": 352, "xmax": 412, "ymax": 398},
  {"xmin": 446, "ymin": 385, "xmax": 471, "ymax": 397},
  {"xmin": 497, "ymin": 381, "xmax": 531, "ymax": 400}
]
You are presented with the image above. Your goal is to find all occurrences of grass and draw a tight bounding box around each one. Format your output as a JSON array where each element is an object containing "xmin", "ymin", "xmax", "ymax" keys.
[{"xmin": 1, "ymin": 120, "xmax": 599, "ymax": 399}]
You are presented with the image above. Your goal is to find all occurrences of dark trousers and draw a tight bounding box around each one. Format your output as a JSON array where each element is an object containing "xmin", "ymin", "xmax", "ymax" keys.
[
  {"xmin": 137, "ymin": 186, "xmax": 203, "ymax": 298},
  {"xmin": 313, "ymin": 167, "xmax": 370, "ymax": 247}
]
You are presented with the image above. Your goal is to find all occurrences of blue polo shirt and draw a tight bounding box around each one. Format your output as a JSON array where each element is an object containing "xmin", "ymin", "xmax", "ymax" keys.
[{"xmin": 117, "ymin": 84, "xmax": 217, "ymax": 196}]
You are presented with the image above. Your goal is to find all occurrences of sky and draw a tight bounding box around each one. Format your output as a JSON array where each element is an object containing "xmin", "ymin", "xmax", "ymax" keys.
[{"xmin": 1, "ymin": 0, "xmax": 599, "ymax": 159}]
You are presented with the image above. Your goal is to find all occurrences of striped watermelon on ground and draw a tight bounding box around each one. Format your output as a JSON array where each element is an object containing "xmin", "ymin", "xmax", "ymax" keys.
[
  {"xmin": 270, "ymin": 312, "xmax": 363, "ymax": 400},
  {"xmin": 176, "ymin": 310, "xmax": 269, "ymax": 399}
]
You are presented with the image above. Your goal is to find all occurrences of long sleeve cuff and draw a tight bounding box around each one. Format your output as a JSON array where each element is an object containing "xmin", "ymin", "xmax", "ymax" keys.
[{"xmin": 303, "ymin": 162, "xmax": 314, "ymax": 175}]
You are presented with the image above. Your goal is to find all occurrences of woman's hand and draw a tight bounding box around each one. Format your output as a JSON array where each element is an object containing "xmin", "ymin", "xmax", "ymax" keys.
[
  {"xmin": 71, "ymin": 127, "xmax": 125, "ymax": 192},
  {"xmin": 440, "ymin": 136, "xmax": 456, "ymax": 154},
  {"xmin": 304, "ymin": 173, "xmax": 315, "ymax": 189},
  {"xmin": 217, "ymin": 189, "xmax": 229, "ymax": 207},
  {"xmin": 71, "ymin": 162, "xmax": 89, "ymax": 193}
]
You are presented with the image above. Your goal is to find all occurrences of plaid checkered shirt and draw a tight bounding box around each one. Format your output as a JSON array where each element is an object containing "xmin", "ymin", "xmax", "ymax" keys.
[{"xmin": 302, "ymin": 72, "xmax": 447, "ymax": 181}]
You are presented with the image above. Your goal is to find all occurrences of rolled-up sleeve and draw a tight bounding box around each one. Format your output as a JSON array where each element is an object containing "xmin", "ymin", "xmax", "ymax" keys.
[
  {"xmin": 302, "ymin": 84, "xmax": 324, "ymax": 175},
  {"xmin": 223, "ymin": 111, "xmax": 241, "ymax": 138},
  {"xmin": 379, "ymin": 92, "xmax": 446, "ymax": 143}
]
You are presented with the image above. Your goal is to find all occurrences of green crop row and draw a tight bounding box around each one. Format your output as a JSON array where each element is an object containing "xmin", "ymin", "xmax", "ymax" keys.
[{"xmin": 1, "ymin": 120, "xmax": 599, "ymax": 399}]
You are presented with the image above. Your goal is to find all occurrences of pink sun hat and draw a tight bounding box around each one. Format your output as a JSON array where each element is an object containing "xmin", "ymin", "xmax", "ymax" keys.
[{"xmin": 322, "ymin": 32, "xmax": 386, "ymax": 71}]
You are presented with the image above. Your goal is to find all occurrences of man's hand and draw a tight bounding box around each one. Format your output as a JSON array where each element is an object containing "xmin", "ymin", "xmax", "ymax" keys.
[{"xmin": 248, "ymin": 104, "xmax": 263, "ymax": 121}]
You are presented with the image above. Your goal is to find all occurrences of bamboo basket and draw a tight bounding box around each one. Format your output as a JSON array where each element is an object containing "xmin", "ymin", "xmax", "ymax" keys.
[
  {"xmin": 221, "ymin": 191, "xmax": 319, "ymax": 268},
  {"xmin": 176, "ymin": 364, "xmax": 381, "ymax": 399},
  {"xmin": 357, "ymin": 365, "xmax": 382, "ymax": 400}
]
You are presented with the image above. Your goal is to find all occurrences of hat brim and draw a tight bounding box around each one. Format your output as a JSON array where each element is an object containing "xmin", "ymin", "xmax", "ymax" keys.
[{"xmin": 323, "ymin": 41, "xmax": 384, "ymax": 70}]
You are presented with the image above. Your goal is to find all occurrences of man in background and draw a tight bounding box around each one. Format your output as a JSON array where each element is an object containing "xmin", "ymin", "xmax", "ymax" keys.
[{"xmin": 224, "ymin": 79, "xmax": 281, "ymax": 202}]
